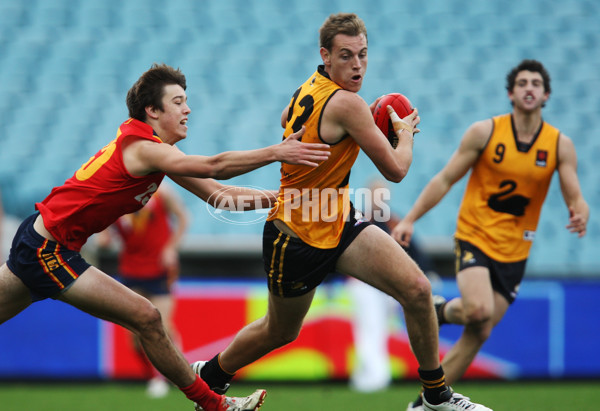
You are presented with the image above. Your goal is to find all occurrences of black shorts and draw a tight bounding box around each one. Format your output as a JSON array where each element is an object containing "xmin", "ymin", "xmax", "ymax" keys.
[
  {"xmin": 119, "ymin": 274, "xmax": 171, "ymax": 296},
  {"xmin": 454, "ymin": 239, "xmax": 527, "ymax": 304},
  {"xmin": 263, "ymin": 211, "xmax": 371, "ymax": 297},
  {"xmin": 6, "ymin": 213, "xmax": 91, "ymax": 302}
]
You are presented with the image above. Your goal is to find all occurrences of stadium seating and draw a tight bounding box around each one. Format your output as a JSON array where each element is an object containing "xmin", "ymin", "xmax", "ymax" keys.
[{"xmin": 0, "ymin": 0, "xmax": 598, "ymax": 275}]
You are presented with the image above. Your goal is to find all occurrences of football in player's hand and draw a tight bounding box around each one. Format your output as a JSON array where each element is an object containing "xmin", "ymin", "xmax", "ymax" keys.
[{"xmin": 373, "ymin": 93, "xmax": 414, "ymax": 148}]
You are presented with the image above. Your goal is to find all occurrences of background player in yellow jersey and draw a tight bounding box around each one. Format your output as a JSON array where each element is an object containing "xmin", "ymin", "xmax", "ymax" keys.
[
  {"xmin": 194, "ymin": 12, "xmax": 491, "ymax": 411},
  {"xmin": 393, "ymin": 59, "xmax": 589, "ymax": 411}
]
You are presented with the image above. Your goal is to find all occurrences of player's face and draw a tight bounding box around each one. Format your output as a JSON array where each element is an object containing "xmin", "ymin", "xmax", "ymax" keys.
[
  {"xmin": 321, "ymin": 33, "xmax": 368, "ymax": 93},
  {"xmin": 157, "ymin": 84, "xmax": 191, "ymax": 143},
  {"xmin": 509, "ymin": 71, "xmax": 549, "ymax": 112}
]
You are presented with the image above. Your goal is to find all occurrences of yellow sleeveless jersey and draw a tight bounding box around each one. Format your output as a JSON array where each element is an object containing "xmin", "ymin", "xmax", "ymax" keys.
[
  {"xmin": 267, "ymin": 66, "xmax": 360, "ymax": 249},
  {"xmin": 455, "ymin": 113, "xmax": 560, "ymax": 262}
]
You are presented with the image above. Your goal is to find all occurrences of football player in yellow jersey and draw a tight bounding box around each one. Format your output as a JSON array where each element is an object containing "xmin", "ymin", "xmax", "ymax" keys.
[
  {"xmin": 193, "ymin": 12, "xmax": 491, "ymax": 411},
  {"xmin": 393, "ymin": 59, "xmax": 589, "ymax": 410}
]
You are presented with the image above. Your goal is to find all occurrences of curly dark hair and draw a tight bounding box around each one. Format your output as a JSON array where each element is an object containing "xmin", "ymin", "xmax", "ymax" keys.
[
  {"xmin": 505, "ymin": 59, "xmax": 551, "ymax": 94},
  {"xmin": 126, "ymin": 63, "xmax": 187, "ymax": 121}
]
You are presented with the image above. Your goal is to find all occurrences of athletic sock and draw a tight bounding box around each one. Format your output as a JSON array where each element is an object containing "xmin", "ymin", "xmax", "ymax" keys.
[
  {"xmin": 419, "ymin": 367, "xmax": 452, "ymax": 405},
  {"xmin": 180, "ymin": 375, "xmax": 222, "ymax": 411},
  {"xmin": 436, "ymin": 301, "xmax": 448, "ymax": 325},
  {"xmin": 201, "ymin": 353, "xmax": 235, "ymax": 390}
]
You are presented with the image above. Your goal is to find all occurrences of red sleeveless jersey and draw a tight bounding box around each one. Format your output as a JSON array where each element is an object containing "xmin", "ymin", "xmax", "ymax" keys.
[
  {"xmin": 36, "ymin": 118, "xmax": 165, "ymax": 251},
  {"xmin": 114, "ymin": 192, "xmax": 172, "ymax": 279}
]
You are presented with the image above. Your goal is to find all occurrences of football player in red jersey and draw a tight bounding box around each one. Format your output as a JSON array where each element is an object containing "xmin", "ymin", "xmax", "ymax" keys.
[{"xmin": 0, "ymin": 63, "xmax": 329, "ymax": 411}]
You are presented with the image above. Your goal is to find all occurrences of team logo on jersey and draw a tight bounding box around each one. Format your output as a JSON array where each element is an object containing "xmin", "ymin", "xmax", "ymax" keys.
[
  {"xmin": 523, "ymin": 230, "xmax": 536, "ymax": 241},
  {"xmin": 488, "ymin": 180, "xmax": 530, "ymax": 216},
  {"xmin": 535, "ymin": 150, "xmax": 548, "ymax": 167}
]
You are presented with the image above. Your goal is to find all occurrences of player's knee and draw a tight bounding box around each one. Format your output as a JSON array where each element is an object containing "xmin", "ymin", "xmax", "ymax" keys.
[
  {"xmin": 402, "ymin": 272, "xmax": 432, "ymax": 308},
  {"xmin": 134, "ymin": 302, "xmax": 163, "ymax": 334},
  {"xmin": 277, "ymin": 328, "xmax": 301, "ymax": 346},
  {"xmin": 267, "ymin": 324, "xmax": 301, "ymax": 348},
  {"xmin": 464, "ymin": 304, "xmax": 492, "ymax": 326}
]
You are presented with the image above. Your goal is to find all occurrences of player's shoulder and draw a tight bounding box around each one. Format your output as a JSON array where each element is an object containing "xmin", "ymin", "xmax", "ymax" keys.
[
  {"xmin": 557, "ymin": 131, "xmax": 577, "ymax": 161},
  {"xmin": 468, "ymin": 118, "xmax": 494, "ymax": 135},
  {"xmin": 462, "ymin": 118, "xmax": 493, "ymax": 149},
  {"xmin": 327, "ymin": 89, "xmax": 369, "ymax": 116},
  {"xmin": 330, "ymin": 88, "xmax": 365, "ymax": 104}
]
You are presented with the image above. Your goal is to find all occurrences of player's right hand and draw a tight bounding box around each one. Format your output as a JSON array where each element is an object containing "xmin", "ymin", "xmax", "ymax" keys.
[
  {"xmin": 369, "ymin": 95, "xmax": 385, "ymax": 113},
  {"xmin": 280, "ymin": 126, "xmax": 330, "ymax": 167},
  {"xmin": 392, "ymin": 219, "xmax": 414, "ymax": 247}
]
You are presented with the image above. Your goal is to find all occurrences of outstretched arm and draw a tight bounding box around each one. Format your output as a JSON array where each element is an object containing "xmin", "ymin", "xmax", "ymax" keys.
[
  {"xmin": 392, "ymin": 120, "xmax": 491, "ymax": 247},
  {"xmin": 557, "ymin": 134, "xmax": 589, "ymax": 237},
  {"xmin": 125, "ymin": 127, "xmax": 330, "ymax": 180},
  {"xmin": 169, "ymin": 176, "xmax": 277, "ymax": 211}
]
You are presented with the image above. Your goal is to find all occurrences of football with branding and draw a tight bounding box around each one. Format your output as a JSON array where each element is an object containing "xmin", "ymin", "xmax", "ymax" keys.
[{"xmin": 373, "ymin": 93, "xmax": 414, "ymax": 148}]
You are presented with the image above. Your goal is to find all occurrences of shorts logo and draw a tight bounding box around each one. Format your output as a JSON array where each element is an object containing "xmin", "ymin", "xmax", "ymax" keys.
[
  {"xmin": 511, "ymin": 283, "xmax": 521, "ymax": 299},
  {"xmin": 535, "ymin": 150, "xmax": 548, "ymax": 167},
  {"xmin": 523, "ymin": 230, "xmax": 535, "ymax": 241},
  {"xmin": 41, "ymin": 252, "xmax": 59, "ymax": 271},
  {"xmin": 291, "ymin": 282, "xmax": 305, "ymax": 290},
  {"xmin": 462, "ymin": 251, "xmax": 476, "ymax": 265}
]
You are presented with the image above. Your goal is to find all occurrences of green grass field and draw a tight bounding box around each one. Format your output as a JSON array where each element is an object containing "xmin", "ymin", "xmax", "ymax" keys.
[{"xmin": 0, "ymin": 380, "xmax": 597, "ymax": 410}]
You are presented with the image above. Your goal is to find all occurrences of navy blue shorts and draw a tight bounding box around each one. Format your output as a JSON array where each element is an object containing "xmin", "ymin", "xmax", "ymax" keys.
[
  {"xmin": 119, "ymin": 274, "xmax": 171, "ymax": 296},
  {"xmin": 6, "ymin": 213, "xmax": 91, "ymax": 302},
  {"xmin": 454, "ymin": 239, "xmax": 527, "ymax": 304},
  {"xmin": 263, "ymin": 209, "xmax": 371, "ymax": 297}
]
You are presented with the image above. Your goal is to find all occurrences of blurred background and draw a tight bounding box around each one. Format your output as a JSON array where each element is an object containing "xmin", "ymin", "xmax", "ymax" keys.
[{"xmin": 0, "ymin": 0, "xmax": 599, "ymax": 386}]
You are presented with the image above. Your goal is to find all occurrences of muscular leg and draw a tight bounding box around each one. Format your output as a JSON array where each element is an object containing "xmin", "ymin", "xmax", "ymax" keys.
[
  {"xmin": 59, "ymin": 266, "xmax": 196, "ymax": 388},
  {"xmin": 150, "ymin": 292, "xmax": 179, "ymax": 345},
  {"xmin": 218, "ymin": 289, "xmax": 316, "ymax": 373},
  {"xmin": 130, "ymin": 289, "xmax": 179, "ymax": 383},
  {"xmin": 336, "ymin": 225, "xmax": 440, "ymax": 370},
  {"xmin": 440, "ymin": 266, "xmax": 510, "ymax": 385},
  {"xmin": 0, "ymin": 263, "xmax": 32, "ymax": 324}
]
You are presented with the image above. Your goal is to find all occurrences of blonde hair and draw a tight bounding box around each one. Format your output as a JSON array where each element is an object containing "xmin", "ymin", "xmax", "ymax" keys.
[{"xmin": 319, "ymin": 13, "xmax": 367, "ymax": 51}]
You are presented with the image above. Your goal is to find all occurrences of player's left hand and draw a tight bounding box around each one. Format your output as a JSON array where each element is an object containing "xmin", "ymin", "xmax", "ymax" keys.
[
  {"xmin": 566, "ymin": 206, "xmax": 587, "ymax": 237},
  {"xmin": 388, "ymin": 106, "xmax": 421, "ymax": 135}
]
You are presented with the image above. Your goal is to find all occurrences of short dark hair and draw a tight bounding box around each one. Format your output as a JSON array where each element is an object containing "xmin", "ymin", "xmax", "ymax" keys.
[
  {"xmin": 319, "ymin": 13, "xmax": 367, "ymax": 52},
  {"xmin": 505, "ymin": 59, "xmax": 551, "ymax": 94},
  {"xmin": 126, "ymin": 63, "xmax": 187, "ymax": 121}
]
